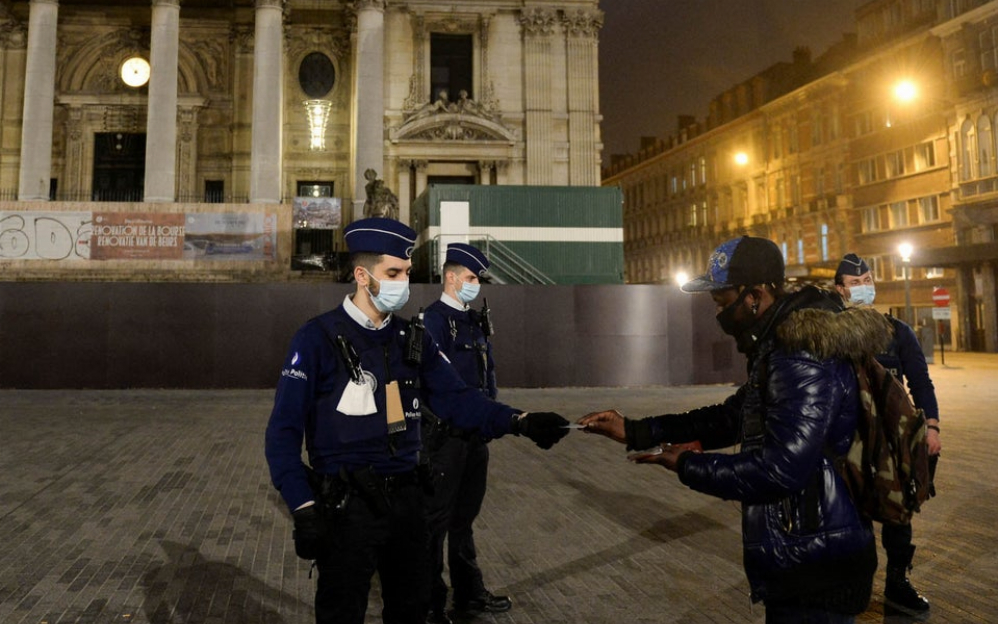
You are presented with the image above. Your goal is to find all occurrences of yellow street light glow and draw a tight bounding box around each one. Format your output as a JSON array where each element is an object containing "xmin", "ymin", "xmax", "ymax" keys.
[
  {"xmin": 675, "ymin": 271, "xmax": 689, "ymax": 286},
  {"xmin": 734, "ymin": 152, "xmax": 749, "ymax": 166},
  {"xmin": 893, "ymin": 80, "xmax": 917, "ymax": 103},
  {"xmin": 898, "ymin": 242, "xmax": 913, "ymax": 262}
]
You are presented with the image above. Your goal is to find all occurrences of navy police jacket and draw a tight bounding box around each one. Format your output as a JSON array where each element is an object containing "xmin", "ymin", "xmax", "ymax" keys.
[
  {"xmin": 423, "ymin": 297, "xmax": 497, "ymax": 400},
  {"xmin": 876, "ymin": 316, "xmax": 939, "ymax": 421},
  {"xmin": 265, "ymin": 299, "xmax": 518, "ymax": 512}
]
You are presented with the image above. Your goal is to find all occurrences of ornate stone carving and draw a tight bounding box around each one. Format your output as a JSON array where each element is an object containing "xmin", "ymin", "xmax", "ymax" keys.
[
  {"xmin": 403, "ymin": 14, "xmax": 426, "ymax": 111},
  {"xmin": 0, "ymin": 19, "xmax": 27, "ymax": 50},
  {"xmin": 230, "ymin": 26, "xmax": 253, "ymax": 54},
  {"xmin": 563, "ymin": 9, "xmax": 603, "ymax": 38},
  {"xmin": 518, "ymin": 7, "xmax": 558, "ymax": 37},
  {"xmin": 182, "ymin": 34, "xmax": 229, "ymax": 92},
  {"xmin": 363, "ymin": 169, "xmax": 400, "ymax": 220}
]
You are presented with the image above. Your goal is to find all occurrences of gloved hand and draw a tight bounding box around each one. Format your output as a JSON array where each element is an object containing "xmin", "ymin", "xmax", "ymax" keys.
[
  {"xmin": 292, "ymin": 505, "xmax": 324, "ymax": 560},
  {"xmin": 512, "ymin": 412, "xmax": 570, "ymax": 449}
]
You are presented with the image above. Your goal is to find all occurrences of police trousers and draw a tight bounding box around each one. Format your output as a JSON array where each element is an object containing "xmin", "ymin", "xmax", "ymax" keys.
[
  {"xmin": 314, "ymin": 475, "xmax": 430, "ymax": 624},
  {"xmin": 424, "ymin": 432, "xmax": 490, "ymax": 610}
]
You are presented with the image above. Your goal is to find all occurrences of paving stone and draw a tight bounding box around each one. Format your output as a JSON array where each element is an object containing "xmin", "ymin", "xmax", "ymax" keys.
[{"xmin": 1, "ymin": 355, "xmax": 996, "ymax": 623}]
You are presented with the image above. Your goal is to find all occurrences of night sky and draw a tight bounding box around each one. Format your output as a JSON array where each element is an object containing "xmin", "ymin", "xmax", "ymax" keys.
[{"xmin": 598, "ymin": 0, "xmax": 864, "ymax": 156}]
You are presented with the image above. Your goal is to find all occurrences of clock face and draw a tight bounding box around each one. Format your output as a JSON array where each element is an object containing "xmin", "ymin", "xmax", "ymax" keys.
[{"xmin": 120, "ymin": 57, "xmax": 150, "ymax": 88}]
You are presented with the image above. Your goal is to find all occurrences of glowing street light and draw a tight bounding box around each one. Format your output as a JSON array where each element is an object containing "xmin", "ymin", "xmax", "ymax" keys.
[
  {"xmin": 675, "ymin": 271, "xmax": 689, "ymax": 288},
  {"xmin": 734, "ymin": 152, "xmax": 749, "ymax": 166},
  {"xmin": 898, "ymin": 242, "xmax": 914, "ymax": 325},
  {"xmin": 893, "ymin": 79, "xmax": 918, "ymax": 103}
]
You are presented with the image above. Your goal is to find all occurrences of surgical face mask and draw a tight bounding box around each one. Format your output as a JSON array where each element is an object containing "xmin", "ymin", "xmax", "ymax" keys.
[
  {"xmin": 365, "ymin": 270, "xmax": 410, "ymax": 313},
  {"xmin": 456, "ymin": 281, "xmax": 481, "ymax": 304},
  {"xmin": 849, "ymin": 284, "xmax": 876, "ymax": 307}
]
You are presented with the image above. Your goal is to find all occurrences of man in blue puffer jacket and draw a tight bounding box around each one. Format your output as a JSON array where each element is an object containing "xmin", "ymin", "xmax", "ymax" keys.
[{"xmin": 580, "ymin": 236, "xmax": 886, "ymax": 624}]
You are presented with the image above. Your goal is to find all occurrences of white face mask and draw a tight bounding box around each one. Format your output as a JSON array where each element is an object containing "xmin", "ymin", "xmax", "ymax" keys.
[
  {"xmin": 365, "ymin": 270, "xmax": 410, "ymax": 313},
  {"xmin": 456, "ymin": 282, "xmax": 481, "ymax": 304},
  {"xmin": 849, "ymin": 284, "xmax": 876, "ymax": 307}
]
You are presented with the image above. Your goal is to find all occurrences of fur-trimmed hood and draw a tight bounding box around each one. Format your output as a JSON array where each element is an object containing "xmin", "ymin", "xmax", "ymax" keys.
[{"xmin": 777, "ymin": 304, "xmax": 893, "ymax": 362}]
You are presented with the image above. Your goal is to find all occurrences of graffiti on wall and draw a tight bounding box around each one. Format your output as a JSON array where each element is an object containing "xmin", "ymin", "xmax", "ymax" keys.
[{"xmin": 0, "ymin": 210, "xmax": 277, "ymax": 262}]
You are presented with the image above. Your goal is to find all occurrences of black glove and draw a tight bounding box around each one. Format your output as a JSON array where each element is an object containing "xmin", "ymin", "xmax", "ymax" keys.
[
  {"xmin": 292, "ymin": 505, "xmax": 324, "ymax": 560},
  {"xmin": 512, "ymin": 412, "xmax": 570, "ymax": 449}
]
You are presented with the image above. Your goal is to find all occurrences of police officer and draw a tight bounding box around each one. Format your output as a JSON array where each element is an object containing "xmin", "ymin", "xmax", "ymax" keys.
[
  {"xmin": 422, "ymin": 244, "xmax": 509, "ymax": 624},
  {"xmin": 264, "ymin": 218, "xmax": 570, "ymax": 624},
  {"xmin": 835, "ymin": 253, "xmax": 941, "ymax": 616}
]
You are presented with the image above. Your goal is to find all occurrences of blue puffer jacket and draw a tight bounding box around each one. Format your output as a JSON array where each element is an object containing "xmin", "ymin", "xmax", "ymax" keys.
[{"xmin": 629, "ymin": 286, "xmax": 888, "ymax": 611}]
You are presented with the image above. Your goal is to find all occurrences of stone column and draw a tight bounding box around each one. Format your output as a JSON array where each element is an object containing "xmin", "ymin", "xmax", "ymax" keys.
[
  {"xmin": 564, "ymin": 9, "xmax": 602, "ymax": 186},
  {"xmin": 17, "ymin": 0, "xmax": 59, "ymax": 201},
  {"xmin": 397, "ymin": 160, "xmax": 412, "ymax": 224},
  {"xmin": 250, "ymin": 0, "xmax": 284, "ymax": 204},
  {"xmin": 518, "ymin": 8, "xmax": 556, "ymax": 186},
  {"xmin": 352, "ymin": 0, "xmax": 385, "ymax": 221},
  {"xmin": 144, "ymin": 0, "xmax": 181, "ymax": 202},
  {"xmin": 414, "ymin": 160, "xmax": 428, "ymax": 201}
]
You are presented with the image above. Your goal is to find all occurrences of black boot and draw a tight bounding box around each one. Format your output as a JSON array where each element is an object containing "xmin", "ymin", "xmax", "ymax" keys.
[{"xmin": 884, "ymin": 546, "xmax": 929, "ymax": 616}]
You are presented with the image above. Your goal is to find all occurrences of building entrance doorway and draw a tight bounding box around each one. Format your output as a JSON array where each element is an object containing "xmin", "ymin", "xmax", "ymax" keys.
[{"xmin": 92, "ymin": 132, "xmax": 146, "ymax": 201}]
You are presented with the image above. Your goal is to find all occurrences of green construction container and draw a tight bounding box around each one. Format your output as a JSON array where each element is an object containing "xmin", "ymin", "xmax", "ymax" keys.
[{"xmin": 410, "ymin": 185, "xmax": 624, "ymax": 284}]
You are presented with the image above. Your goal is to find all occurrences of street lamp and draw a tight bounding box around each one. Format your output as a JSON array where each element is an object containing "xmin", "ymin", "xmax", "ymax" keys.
[
  {"xmin": 675, "ymin": 271, "xmax": 689, "ymax": 288},
  {"xmin": 898, "ymin": 242, "xmax": 914, "ymax": 325}
]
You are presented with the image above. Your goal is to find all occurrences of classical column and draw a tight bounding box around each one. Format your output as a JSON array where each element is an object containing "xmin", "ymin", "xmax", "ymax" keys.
[
  {"xmin": 250, "ymin": 0, "xmax": 284, "ymax": 204},
  {"xmin": 396, "ymin": 160, "xmax": 412, "ymax": 225},
  {"xmin": 414, "ymin": 160, "xmax": 428, "ymax": 201},
  {"xmin": 17, "ymin": 0, "xmax": 59, "ymax": 201},
  {"xmin": 352, "ymin": 0, "xmax": 385, "ymax": 221},
  {"xmin": 518, "ymin": 8, "xmax": 556, "ymax": 185},
  {"xmin": 564, "ymin": 9, "xmax": 602, "ymax": 186},
  {"xmin": 144, "ymin": 0, "xmax": 181, "ymax": 202}
]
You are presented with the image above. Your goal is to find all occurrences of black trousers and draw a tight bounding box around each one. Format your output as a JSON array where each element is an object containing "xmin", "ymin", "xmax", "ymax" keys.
[
  {"xmin": 314, "ymin": 480, "xmax": 430, "ymax": 624},
  {"xmin": 424, "ymin": 434, "xmax": 490, "ymax": 610}
]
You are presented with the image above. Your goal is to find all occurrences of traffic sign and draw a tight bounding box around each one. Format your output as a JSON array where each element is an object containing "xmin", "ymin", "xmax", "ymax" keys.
[
  {"xmin": 932, "ymin": 307, "xmax": 951, "ymax": 320},
  {"xmin": 932, "ymin": 287, "xmax": 950, "ymax": 307}
]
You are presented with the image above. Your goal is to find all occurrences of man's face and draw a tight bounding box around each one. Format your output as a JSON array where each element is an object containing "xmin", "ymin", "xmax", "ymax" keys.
[
  {"xmin": 711, "ymin": 287, "xmax": 743, "ymax": 315},
  {"xmin": 448, "ymin": 266, "xmax": 479, "ymax": 288},
  {"xmin": 357, "ymin": 255, "xmax": 411, "ymax": 295},
  {"xmin": 836, "ymin": 271, "xmax": 874, "ymax": 300}
]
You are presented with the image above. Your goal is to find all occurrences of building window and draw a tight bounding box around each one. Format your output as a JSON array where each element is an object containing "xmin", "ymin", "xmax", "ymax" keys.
[
  {"xmin": 925, "ymin": 266, "xmax": 945, "ymax": 278},
  {"xmin": 919, "ymin": 195, "xmax": 941, "ymax": 222},
  {"xmin": 298, "ymin": 180, "xmax": 334, "ymax": 197},
  {"xmin": 893, "ymin": 259, "xmax": 907, "ymax": 281},
  {"xmin": 862, "ymin": 206, "xmax": 881, "ymax": 232},
  {"xmin": 298, "ymin": 52, "xmax": 336, "ymax": 98},
  {"xmin": 952, "ymin": 48, "xmax": 967, "ymax": 78},
  {"xmin": 796, "ymin": 230, "xmax": 805, "ymax": 263},
  {"xmin": 857, "ymin": 158, "xmax": 879, "ymax": 185},
  {"xmin": 980, "ymin": 25, "xmax": 998, "ymax": 73},
  {"xmin": 914, "ymin": 141, "xmax": 936, "ymax": 171},
  {"xmin": 890, "ymin": 200, "xmax": 909, "ymax": 227},
  {"xmin": 960, "ymin": 118, "xmax": 976, "ymax": 181},
  {"xmin": 978, "ymin": 115, "xmax": 994, "ymax": 177},
  {"xmin": 871, "ymin": 256, "xmax": 885, "ymax": 281},
  {"xmin": 430, "ymin": 33, "xmax": 473, "ymax": 101},
  {"xmin": 781, "ymin": 240, "xmax": 789, "ymax": 262},
  {"xmin": 855, "ymin": 110, "xmax": 874, "ymax": 136},
  {"xmin": 699, "ymin": 157, "xmax": 707, "ymax": 185},
  {"xmin": 886, "ymin": 149, "xmax": 906, "ymax": 178},
  {"xmin": 819, "ymin": 223, "xmax": 829, "ymax": 261}
]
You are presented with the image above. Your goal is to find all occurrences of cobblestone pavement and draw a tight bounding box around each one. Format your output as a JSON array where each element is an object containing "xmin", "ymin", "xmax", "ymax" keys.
[{"xmin": 1, "ymin": 352, "xmax": 996, "ymax": 623}]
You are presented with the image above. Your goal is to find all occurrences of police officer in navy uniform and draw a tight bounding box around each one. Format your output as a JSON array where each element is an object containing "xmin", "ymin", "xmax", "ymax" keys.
[
  {"xmin": 422, "ymin": 244, "xmax": 509, "ymax": 624},
  {"xmin": 834, "ymin": 253, "xmax": 941, "ymax": 617},
  {"xmin": 264, "ymin": 218, "xmax": 569, "ymax": 624}
]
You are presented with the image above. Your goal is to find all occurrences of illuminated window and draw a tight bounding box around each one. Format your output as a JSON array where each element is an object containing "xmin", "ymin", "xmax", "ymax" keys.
[
  {"xmin": 862, "ymin": 206, "xmax": 881, "ymax": 232},
  {"xmin": 925, "ymin": 267, "xmax": 945, "ymax": 278},
  {"xmin": 819, "ymin": 223, "xmax": 829, "ymax": 261},
  {"xmin": 919, "ymin": 195, "xmax": 941, "ymax": 222},
  {"xmin": 914, "ymin": 142, "xmax": 936, "ymax": 171},
  {"xmin": 890, "ymin": 201, "xmax": 910, "ymax": 227},
  {"xmin": 978, "ymin": 115, "xmax": 994, "ymax": 177},
  {"xmin": 961, "ymin": 118, "xmax": 976, "ymax": 181}
]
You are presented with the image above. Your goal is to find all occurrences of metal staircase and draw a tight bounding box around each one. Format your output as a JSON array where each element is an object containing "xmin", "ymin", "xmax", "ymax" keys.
[{"xmin": 429, "ymin": 235, "xmax": 555, "ymax": 284}]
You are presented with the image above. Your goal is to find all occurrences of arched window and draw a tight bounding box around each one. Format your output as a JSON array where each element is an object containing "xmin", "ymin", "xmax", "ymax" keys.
[
  {"xmin": 977, "ymin": 114, "xmax": 993, "ymax": 177},
  {"xmin": 960, "ymin": 118, "xmax": 976, "ymax": 181}
]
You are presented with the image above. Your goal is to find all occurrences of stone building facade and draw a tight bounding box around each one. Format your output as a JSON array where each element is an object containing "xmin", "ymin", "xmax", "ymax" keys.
[
  {"xmin": 0, "ymin": 0, "xmax": 603, "ymax": 222},
  {"xmin": 604, "ymin": 0, "xmax": 998, "ymax": 353}
]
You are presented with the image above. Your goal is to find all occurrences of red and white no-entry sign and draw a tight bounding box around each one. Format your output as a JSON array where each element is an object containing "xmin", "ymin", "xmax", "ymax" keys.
[{"xmin": 932, "ymin": 287, "xmax": 950, "ymax": 307}]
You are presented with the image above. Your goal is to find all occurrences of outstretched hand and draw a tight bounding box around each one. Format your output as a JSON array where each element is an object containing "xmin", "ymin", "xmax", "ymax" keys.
[
  {"xmin": 515, "ymin": 412, "xmax": 570, "ymax": 449},
  {"xmin": 629, "ymin": 442, "xmax": 702, "ymax": 472},
  {"xmin": 577, "ymin": 409, "xmax": 626, "ymax": 444}
]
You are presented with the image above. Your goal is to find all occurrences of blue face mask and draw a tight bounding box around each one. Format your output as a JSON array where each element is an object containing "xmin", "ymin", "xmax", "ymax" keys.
[
  {"xmin": 456, "ymin": 282, "xmax": 481, "ymax": 304},
  {"xmin": 849, "ymin": 284, "xmax": 876, "ymax": 307},
  {"xmin": 365, "ymin": 270, "xmax": 410, "ymax": 313}
]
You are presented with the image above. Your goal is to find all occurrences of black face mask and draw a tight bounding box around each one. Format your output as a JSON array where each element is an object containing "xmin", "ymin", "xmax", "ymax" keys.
[{"xmin": 715, "ymin": 289, "xmax": 750, "ymax": 337}]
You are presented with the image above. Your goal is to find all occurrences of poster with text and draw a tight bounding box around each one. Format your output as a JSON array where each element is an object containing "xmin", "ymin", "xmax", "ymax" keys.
[
  {"xmin": 183, "ymin": 212, "xmax": 277, "ymax": 261},
  {"xmin": 0, "ymin": 211, "xmax": 93, "ymax": 260},
  {"xmin": 91, "ymin": 213, "xmax": 185, "ymax": 260}
]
